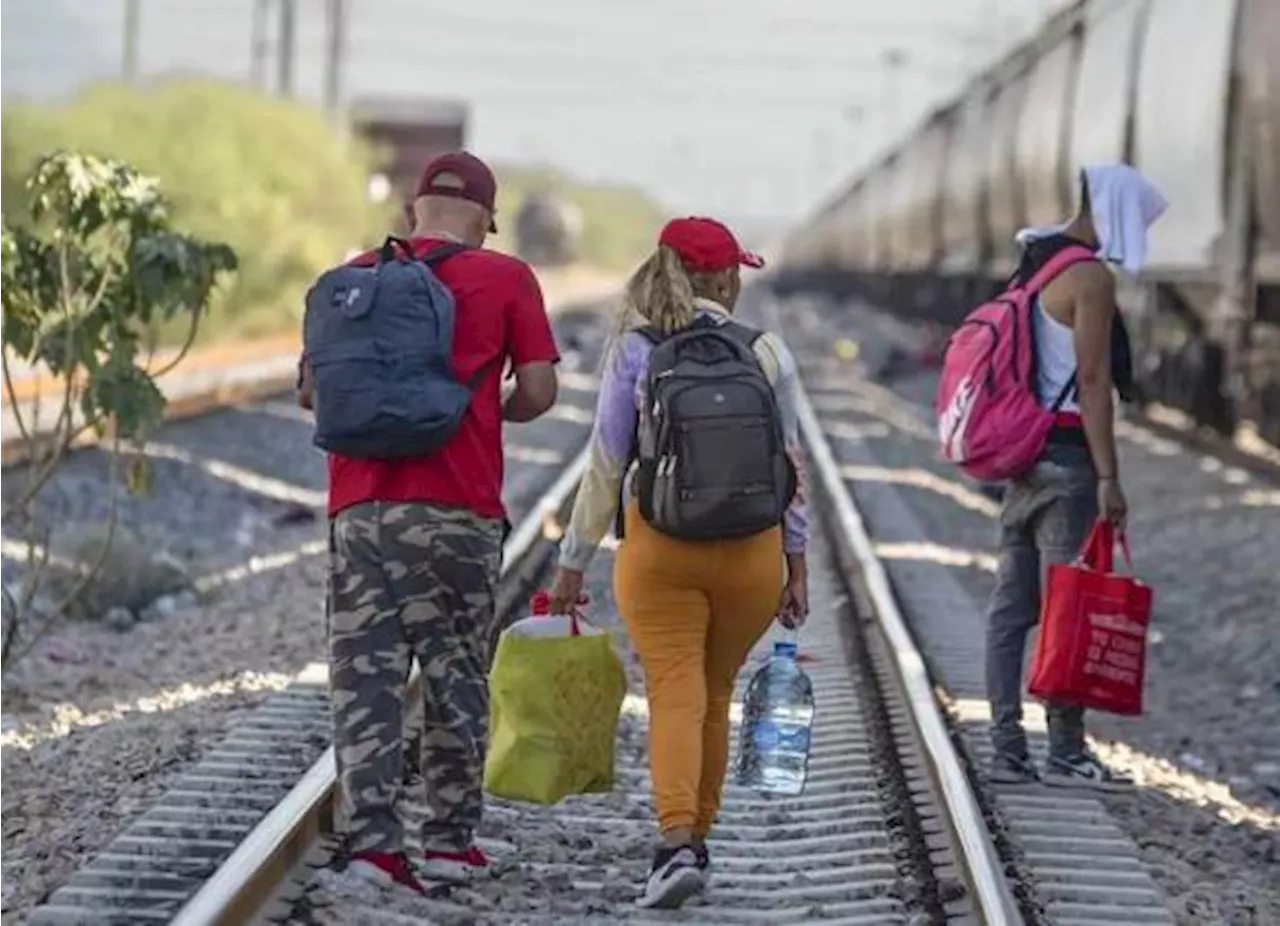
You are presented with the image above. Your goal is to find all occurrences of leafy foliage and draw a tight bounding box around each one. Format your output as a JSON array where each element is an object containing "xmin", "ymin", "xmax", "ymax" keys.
[
  {"xmin": 1, "ymin": 77, "xmax": 662, "ymax": 348},
  {"xmin": 2, "ymin": 78, "xmax": 391, "ymax": 343},
  {"xmin": 1, "ymin": 151, "xmax": 237, "ymax": 667}
]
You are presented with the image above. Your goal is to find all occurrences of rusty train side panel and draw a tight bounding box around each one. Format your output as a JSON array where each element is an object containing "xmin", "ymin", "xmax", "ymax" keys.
[{"xmin": 776, "ymin": 0, "xmax": 1280, "ymax": 447}]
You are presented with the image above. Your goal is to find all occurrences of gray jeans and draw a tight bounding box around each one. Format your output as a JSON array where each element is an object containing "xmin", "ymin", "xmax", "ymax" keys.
[{"xmin": 985, "ymin": 445, "xmax": 1097, "ymax": 761}]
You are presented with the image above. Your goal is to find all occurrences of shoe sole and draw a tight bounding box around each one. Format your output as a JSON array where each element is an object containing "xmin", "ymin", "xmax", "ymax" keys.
[
  {"xmin": 636, "ymin": 868, "xmax": 705, "ymax": 910},
  {"xmin": 347, "ymin": 860, "xmax": 426, "ymax": 895},
  {"xmin": 417, "ymin": 860, "xmax": 480, "ymax": 884},
  {"xmin": 987, "ymin": 760, "xmax": 1038, "ymax": 785},
  {"xmin": 1041, "ymin": 771, "xmax": 1133, "ymax": 792}
]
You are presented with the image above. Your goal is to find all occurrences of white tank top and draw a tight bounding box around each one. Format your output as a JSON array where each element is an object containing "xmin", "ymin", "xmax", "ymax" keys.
[{"xmin": 1034, "ymin": 295, "xmax": 1078, "ymax": 412}]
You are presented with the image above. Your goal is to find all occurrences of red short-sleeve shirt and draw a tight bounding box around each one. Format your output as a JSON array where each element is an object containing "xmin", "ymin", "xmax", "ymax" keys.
[{"xmin": 315, "ymin": 238, "xmax": 560, "ymax": 520}]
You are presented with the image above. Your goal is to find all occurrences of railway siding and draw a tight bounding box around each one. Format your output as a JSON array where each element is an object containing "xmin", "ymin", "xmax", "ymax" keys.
[
  {"xmin": 759, "ymin": 290, "xmax": 1279, "ymax": 926},
  {"xmin": 2, "ymin": 306, "xmax": 613, "ymax": 925}
]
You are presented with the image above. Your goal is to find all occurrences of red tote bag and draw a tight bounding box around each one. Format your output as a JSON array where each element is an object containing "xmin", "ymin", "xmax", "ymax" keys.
[{"xmin": 1027, "ymin": 519, "xmax": 1154, "ymax": 716}]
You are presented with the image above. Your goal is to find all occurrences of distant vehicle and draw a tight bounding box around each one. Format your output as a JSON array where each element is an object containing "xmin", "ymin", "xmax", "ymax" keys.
[
  {"xmin": 773, "ymin": 0, "xmax": 1280, "ymax": 449},
  {"xmin": 514, "ymin": 191, "xmax": 583, "ymax": 267}
]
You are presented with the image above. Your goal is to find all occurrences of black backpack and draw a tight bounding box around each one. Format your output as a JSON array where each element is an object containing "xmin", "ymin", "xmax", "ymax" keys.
[{"xmin": 627, "ymin": 316, "xmax": 796, "ymax": 540}]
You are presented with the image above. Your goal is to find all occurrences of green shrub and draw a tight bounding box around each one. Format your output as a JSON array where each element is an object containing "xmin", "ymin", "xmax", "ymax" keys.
[
  {"xmin": 1, "ymin": 78, "xmax": 666, "ymax": 342},
  {"xmin": 2, "ymin": 78, "xmax": 391, "ymax": 344},
  {"xmin": 2, "ymin": 152, "xmax": 237, "ymax": 666}
]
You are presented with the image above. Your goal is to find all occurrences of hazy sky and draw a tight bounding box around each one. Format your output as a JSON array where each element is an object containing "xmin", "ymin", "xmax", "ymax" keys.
[{"xmin": 2, "ymin": 0, "xmax": 1063, "ymax": 235}]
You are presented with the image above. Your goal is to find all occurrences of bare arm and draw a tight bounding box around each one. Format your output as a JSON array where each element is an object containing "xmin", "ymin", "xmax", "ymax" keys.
[
  {"xmin": 502, "ymin": 360, "xmax": 558, "ymax": 422},
  {"xmin": 1071, "ymin": 265, "xmax": 1119, "ymax": 479}
]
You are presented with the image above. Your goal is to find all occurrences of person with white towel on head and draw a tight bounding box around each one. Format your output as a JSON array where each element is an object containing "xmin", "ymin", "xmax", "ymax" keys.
[{"xmin": 984, "ymin": 163, "xmax": 1168, "ymax": 790}]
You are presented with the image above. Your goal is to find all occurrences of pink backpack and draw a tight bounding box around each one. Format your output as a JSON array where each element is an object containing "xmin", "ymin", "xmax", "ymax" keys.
[{"xmin": 934, "ymin": 245, "xmax": 1096, "ymax": 481}]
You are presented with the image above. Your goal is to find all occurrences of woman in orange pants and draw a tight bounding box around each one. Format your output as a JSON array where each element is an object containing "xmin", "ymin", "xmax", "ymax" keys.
[{"xmin": 549, "ymin": 216, "xmax": 810, "ymax": 910}]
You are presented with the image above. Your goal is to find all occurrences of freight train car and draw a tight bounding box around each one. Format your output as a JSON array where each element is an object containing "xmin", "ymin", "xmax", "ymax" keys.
[{"xmin": 774, "ymin": 0, "xmax": 1280, "ymax": 447}]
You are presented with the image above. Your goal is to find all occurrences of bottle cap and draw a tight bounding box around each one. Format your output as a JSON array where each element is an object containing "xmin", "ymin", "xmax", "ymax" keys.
[{"xmin": 774, "ymin": 641, "xmax": 798, "ymax": 659}]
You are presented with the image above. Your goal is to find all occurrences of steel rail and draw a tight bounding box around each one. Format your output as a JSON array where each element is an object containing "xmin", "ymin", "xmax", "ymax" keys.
[
  {"xmin": 796, "ymin": 383, "xmax": 1023, "ymax": 926},
  {"xmin": 169, "ymin": 441, "xmax": 592, "ymax": 926}
]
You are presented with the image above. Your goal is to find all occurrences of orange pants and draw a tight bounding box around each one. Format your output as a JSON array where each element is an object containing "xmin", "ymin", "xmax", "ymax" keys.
[{"xmin": 614, "ymin": 500, "xmax": 785, "ymax": 835}]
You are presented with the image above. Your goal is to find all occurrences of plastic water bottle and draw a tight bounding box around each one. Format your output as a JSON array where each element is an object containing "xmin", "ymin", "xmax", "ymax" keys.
[{"xmin": 734, "ymin": 639, "xmax": 815, "ymax": 796}]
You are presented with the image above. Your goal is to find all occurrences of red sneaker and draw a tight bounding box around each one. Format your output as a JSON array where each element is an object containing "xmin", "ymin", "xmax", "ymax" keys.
[
  {"xmin": 420, "ymin": 845, "xmax": 489, "ymax": 883},
  {"xmin": 347, "ymin": 851, "xmax": 427, "ymax": 895}
]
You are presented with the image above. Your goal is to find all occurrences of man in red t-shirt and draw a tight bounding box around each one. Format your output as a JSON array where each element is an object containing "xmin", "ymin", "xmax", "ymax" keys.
[{"xmin": 297, "ymin": 151, "xmax": 560, "ymax": 893}]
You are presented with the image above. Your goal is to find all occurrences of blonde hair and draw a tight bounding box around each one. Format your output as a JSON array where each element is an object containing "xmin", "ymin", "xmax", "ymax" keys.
[{"xmin": 606, "ymin": 245, "xmax": 724, "ymax": 367}]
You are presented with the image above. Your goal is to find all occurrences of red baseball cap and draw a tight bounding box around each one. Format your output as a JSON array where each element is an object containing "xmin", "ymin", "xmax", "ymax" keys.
[
  {"xmin": 415, "ymin": 150, "xmax": 498, "ymax": 233},
  {"xmin": 658, "ymin": 216, "xmax": 765, "ymax": 273}
]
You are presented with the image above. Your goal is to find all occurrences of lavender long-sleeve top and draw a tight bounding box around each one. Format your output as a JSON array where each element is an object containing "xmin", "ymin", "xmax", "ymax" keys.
[{"xmin": 557, "ymin": 298, "xmax": 810, "ymax": 572}]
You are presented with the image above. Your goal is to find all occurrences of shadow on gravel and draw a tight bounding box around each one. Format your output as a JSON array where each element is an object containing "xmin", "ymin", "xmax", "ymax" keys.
[
  {"xmin": 1, "ymin": 679, "xmax": 302, "ymax": 923},
  {"xmin": 2, "ymin": 400, "xmax": 328, "ymax": 582}
]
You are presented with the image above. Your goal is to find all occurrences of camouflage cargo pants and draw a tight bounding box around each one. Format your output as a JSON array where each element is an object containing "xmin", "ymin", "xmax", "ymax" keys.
[{"xmin": 327, "ymin": 501, "xmax": 503, "ymax": 856}]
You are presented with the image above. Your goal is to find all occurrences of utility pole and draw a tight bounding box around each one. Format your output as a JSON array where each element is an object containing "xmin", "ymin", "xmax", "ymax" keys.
[
  {"xmin": 881, "ymin": 48, "xmax": 908, "ymax": 139},
  {"xmin": 122, "ymin": 0, "xmax": 140, "ymax": 82},
  {"xmin": 323, "ymin": 0, "xmax": 347, "ymax": 120},
  {"xmin": 277, "ymin": 0, "xmax": 296, "ymax": 97},
  {"xmin": 250, "ymin": 0, "xmax": 271, "ymax": 90}
]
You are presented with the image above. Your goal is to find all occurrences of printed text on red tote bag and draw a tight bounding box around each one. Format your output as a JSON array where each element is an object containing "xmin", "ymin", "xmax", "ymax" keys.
[{"xmin": 1077, "ymin": 591, "xmax": 1146, "ymax": 694}]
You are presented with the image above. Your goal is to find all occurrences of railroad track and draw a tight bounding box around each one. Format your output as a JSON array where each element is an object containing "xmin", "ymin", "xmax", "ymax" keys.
[
  {"xmin": 23, "ymin": 293, "xmax": 1023, "ymax": 925},
  {"xmin": 18, "ymin": 285, "xmax": 1213, "ymax": 926},
  {"xmin": 20, "ymin": 448, "xmax": 589, "ymax": 926},
  {"xmin": 748, "ymin": 290, "xmax": 1254, "ymax": 926},
  {"xmin": 3, "ymin": 295, "xmax": 615, "ymax": 924},
  {"xmin": 235, "ymin": 413, "xmax": 1016, "ymax": 925}
]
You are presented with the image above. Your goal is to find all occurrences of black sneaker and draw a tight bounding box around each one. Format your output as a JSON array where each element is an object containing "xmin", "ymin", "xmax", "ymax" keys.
[
  {"xmin": 1042, "ymin": 750, "xmax": 1133, "ymax": 792},
  {"xmin": 693, "ymin": 843, "xmax": 711, "ymax": 882},
  {"xmin": 987, "ymin": 751, "xmax": 1039, "ymax": 785},
  {"xmin": 636, "ymin": 845, "xmax": 705, "ymax": 910}
]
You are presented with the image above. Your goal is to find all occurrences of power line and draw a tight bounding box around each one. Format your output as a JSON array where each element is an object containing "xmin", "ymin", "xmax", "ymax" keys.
[
  {"xmin": 250, "ymin": 0, "xmax": 271, "ymax": 90},
  {"xmin": 323, "ymin": 0, "xmax": 346, "ymax": 119},
  {"xmin": 121, "ymin": 0, "xmax": 140, "ymax": 81},
  {"xmin": 277, "ymin": 0, "xmax": 295, "ymax": 96},
  {"xmin": 341, "ymin": 41, "xmax": 975, "ymax": 78}
]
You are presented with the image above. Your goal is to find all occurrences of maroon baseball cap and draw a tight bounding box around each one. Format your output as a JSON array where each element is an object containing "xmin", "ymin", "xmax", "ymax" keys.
[
  {"xmin": 415, "ymin": 150, "xmax": 498, "ymax": 233},
  {"xmin": 658, "ymin": 216, "xmax": 765, "ymax": 273}
]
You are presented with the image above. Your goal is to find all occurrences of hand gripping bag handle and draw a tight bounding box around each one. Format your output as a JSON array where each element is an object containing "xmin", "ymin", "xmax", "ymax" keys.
[
  {"xmin": 529, "ymin": 589, "xmax": 588, "ymax": 636},
  {"xmin": 1076, "ymin": 518, "xmax": 1135, "ymax": 576}
]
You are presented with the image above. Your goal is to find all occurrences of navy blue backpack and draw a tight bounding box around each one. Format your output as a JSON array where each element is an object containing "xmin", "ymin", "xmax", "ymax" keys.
[{"xmin": 303, "ymin": 236, "xmax": 481, "ymax": 459}]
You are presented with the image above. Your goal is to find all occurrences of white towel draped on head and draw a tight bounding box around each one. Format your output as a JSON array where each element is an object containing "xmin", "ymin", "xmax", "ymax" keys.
[{"xmin": 1014, "ymin": 164, "xmax": 1168, "ymax": 276}]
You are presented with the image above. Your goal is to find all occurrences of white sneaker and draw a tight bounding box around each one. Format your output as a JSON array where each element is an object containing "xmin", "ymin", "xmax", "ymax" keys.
[
  {"xmin": 636, "ymin": 846, "xmax": 705, "ymax": 910},
  {"xmin": 1042, "ymin": 750, "xmax": 1133, "ymax": 792}
]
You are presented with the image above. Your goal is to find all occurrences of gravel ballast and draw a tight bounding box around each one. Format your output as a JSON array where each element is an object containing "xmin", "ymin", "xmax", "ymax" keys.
[
  {"xmin": 773, "ymin": 292, "xmax": 1279, "ymax": 926},
  {"xmin": 1, "ymin": 307, "xmax": 612, "ymax": 924}
]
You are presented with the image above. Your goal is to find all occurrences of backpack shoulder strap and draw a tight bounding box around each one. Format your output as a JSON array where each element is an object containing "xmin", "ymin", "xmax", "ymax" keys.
[
  {"xmin": 1024, "ymin": 244, "xmax": 1094, "ymax": 410},
  {"xmin": 718, "ymin": 319, "xmax": 765, "ymax": 350},
  {"xmin": 1022, "ymin": 244, "xmax": 1097, "ymax": 297},
  {"xmin": 376, "ymin": 237, "xmax": 468, "ymax": 266},
  {"xmin": 632, "ymin": 325, "xmax": 664, "ymax": 345},
  {"xmin": 377, "ymin": 235, "xmax": 411, "ymax": 263}
]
